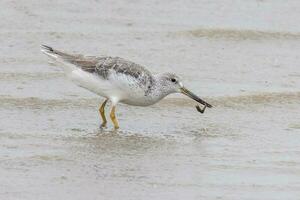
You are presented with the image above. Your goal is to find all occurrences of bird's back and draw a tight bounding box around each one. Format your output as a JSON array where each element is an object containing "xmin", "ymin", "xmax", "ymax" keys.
[{"xmin": 41, "ymin": 45, "xmax": 156, "ymax": 103}]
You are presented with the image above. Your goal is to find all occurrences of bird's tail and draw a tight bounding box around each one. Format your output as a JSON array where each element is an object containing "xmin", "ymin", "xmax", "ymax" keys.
[{"xmin": 40, "ymin": 45, "xmax": 77, "ymax": 73}]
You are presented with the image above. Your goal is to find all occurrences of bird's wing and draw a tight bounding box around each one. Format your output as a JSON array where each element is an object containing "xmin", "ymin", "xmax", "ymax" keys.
[
  {"xmin": 41, "ymin": 45, "xmax": 104, "ymax": 73},
  {"xmin": 95, "ymin": 57, "xmax": 155, "ymax": 93},
  {"xmin": 41, "ymin": 45, "xmax": 154, "ymax": 95}
]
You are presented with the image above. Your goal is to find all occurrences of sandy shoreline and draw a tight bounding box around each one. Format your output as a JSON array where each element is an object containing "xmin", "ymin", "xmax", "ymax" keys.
[{"xmin": 1, "ymin": 0, "xmax": 300, "ymax": 199}]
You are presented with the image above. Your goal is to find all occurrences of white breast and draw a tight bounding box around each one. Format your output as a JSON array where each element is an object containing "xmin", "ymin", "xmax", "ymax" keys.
[{"xmin": 68, "ymin": 69, "xmax": 152, "ymax": 105}]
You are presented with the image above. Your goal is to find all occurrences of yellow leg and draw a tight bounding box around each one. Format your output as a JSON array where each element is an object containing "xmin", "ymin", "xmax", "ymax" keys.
[
  {"xmin": 99, "ymin": 99, "xmax": 108, "ymax": 127},
  {"xmin": 110, "ymin": 105, "xmax": 119, "ymax": 129}
]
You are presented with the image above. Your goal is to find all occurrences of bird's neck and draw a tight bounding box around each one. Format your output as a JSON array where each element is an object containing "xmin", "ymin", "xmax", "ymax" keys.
[{"xmin": 149, "ymin": 74, "xmax": 172, "ymax": 102}]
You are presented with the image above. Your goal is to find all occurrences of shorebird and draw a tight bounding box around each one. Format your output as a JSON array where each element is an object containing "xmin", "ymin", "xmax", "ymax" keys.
[{"xmin": 41, "ymin": 45, "xmax": 212, "ymax": 129}]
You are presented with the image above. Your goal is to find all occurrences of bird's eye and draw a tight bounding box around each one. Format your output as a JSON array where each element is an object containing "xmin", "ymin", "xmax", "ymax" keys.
[{"xmin": 171, "ymin": 78, "xmax": 176, "ymax": 83}]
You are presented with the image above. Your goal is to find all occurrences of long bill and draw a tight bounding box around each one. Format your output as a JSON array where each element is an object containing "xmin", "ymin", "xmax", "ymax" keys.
[{"xmin": 180, "ymin": 87, "xmax": 212, "ymax": 108}]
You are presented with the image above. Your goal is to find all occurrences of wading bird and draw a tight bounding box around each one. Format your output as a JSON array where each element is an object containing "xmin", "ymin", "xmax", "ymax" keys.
[{"xmin": 41, "ymin": 45, "xmax": 212, "ymax": 129}]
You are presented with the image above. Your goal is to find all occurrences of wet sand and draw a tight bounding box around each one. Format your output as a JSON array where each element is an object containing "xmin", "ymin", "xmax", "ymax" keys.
[{"xmin": 1, "ymin": 0, "xmax": 300, "ymax": 199}]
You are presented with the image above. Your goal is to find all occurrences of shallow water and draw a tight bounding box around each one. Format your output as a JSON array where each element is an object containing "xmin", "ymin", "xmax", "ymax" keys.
[{"xmin": 1, "ymin": 0, "xmax": 300, "ymax": 199}]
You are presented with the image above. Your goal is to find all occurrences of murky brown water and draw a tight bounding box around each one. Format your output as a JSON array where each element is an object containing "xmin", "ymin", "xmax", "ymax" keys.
[{"xmin": 1, "ymin": 0, "xmax": 300, "ymax": 199}]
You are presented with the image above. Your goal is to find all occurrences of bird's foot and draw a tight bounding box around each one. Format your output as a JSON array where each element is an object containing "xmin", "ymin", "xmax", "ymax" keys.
[
  {"xmin": 113, "ymin": 125, "xmax": 120, "ymax": 130},
  {"xmin": 100, "ymin": 122, "xmax": 107, "ymax": 129}
]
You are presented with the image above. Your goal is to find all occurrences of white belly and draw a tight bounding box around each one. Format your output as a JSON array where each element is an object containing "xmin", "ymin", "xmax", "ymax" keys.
[
  {"xmin": 120, "ymin": 97, "xmax": 155, "ymax": 106},
  {"xmin": 68, "ymin": 69, "xmax": 116, "ymax": 99},
  {"xmin": 67, "ymin": 69, "xmax": 157, "ymax": 106}
]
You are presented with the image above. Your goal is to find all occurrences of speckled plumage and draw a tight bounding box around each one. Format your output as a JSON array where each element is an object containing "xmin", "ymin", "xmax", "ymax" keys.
[
  {"xmin": 41, "ymin": 45, "xmax": 155, "ymax": 100},
  {"xmin": 41, "ymin": 45, "xmax": 212, "ymax": 128}
]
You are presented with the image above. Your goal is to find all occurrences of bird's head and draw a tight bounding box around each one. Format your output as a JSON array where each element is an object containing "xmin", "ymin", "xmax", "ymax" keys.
[{"xmin": 158, "ymin": 73, "xmax": 212, "ymax": 108}]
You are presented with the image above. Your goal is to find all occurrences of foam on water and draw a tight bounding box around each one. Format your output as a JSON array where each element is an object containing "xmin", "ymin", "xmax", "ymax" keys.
[
  {"xmin": 1, "ymin": 91, "xmax": 299, "ymax": 109},
  {"xmin": 175, "ymin": 28, "xmax": 300, "ymax": 40}
]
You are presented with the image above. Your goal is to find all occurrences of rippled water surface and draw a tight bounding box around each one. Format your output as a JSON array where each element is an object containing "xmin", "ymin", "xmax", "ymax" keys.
[{"xmin": 1, "ymin": 0, "xmax": 300, "ymax": 199}]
